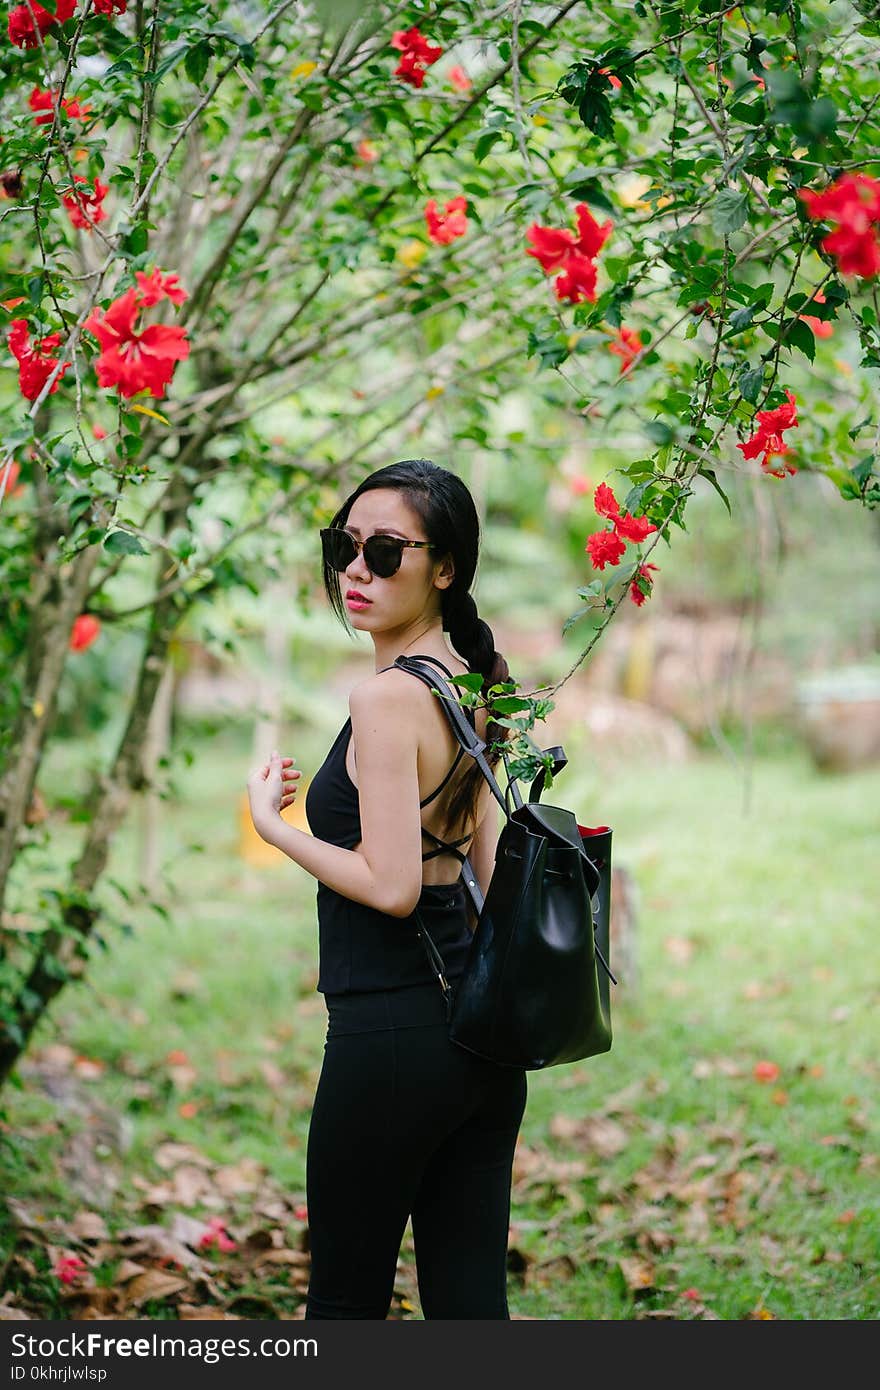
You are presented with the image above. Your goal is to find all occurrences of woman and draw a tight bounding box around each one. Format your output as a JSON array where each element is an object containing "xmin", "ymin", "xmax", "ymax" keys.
[{"xmin": 246, "ymin": 457, "xmax": 528, "ymax": 1320}]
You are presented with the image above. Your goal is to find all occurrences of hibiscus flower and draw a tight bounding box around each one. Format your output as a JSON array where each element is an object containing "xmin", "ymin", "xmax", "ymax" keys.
[
  {"xmin": 8, "ymin": 0, "xmax": 75, "ymax": 48},
  {"xmin": 799, "ymin": 173, "xmax": 880, "ymax": 279},
  {"xmin": 7, "ymin": 319, "xmax": 71, "ymax": 400},
  {"xmin": 526, "ymin": 203, "xmax": 613, "ymax": 304},
  {"xmin": 391, "ymin": 25, "xmax": 442, "ymax": 87},
  {"xmin": 29, "ymin": 86, "xmax": 92, "ymax": 125},
  {"xmin": 736, "ymin": 389, "xmax": 799, "ymax": 476},
  {"xmin": 61, "ymin": 174, "xmax": 109, "ymax": 230},
  {"xmin": 608, "ymin": 325, "xmax": 643, "ymax": 374},
  {"xmin": 83, "ymin": 269, "xmax": 190, "ymax": 399},
  {"xmin": 424, "ymin": 195, "xmax": 468, "ymax": 245},
  {"xmin": 629, "ymin": 561, "xmax": 659, "ymax": 607}
]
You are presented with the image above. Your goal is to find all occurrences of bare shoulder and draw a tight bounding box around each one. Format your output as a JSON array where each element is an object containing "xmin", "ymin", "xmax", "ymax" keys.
[{"xmin": 348, "ymin": 667, "xmax": 427, "ymax": 721}]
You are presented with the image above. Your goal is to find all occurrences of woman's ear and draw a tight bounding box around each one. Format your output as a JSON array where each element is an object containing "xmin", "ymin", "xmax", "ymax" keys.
[{"xmin": 433, "ymin": 554, "xmax": 455, "ymax": 590}]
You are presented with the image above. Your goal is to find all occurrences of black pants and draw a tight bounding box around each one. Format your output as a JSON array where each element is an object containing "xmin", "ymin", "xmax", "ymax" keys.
[{"xmin": 304, "ymin": 979, "xmax": 528, "ymax": 1320}]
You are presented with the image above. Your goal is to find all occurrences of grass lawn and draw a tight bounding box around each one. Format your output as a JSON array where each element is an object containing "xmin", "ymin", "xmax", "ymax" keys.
[{"xmin": 1, "ymin": 720, "xmax": 877, "ymax": 1321}]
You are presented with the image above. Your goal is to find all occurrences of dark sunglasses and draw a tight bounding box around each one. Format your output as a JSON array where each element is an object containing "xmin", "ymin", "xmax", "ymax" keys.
[{"xmin": 320, "ymin": 527, "xmax": 435, "ymax": 579}]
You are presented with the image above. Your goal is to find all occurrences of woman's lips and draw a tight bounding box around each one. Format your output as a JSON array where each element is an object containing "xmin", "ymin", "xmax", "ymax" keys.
[{"xmin": 346, "ymin": 595, "xmax": 372, "ymax": 610}]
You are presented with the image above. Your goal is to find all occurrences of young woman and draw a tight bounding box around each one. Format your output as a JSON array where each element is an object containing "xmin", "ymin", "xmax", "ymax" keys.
[{"xmin": 246, "ymin": 457, "xmax": 528, "ymax": 1319}]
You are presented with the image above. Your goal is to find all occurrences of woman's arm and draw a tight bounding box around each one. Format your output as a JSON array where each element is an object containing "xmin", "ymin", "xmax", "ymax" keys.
[{"xmin": 251, "ymin": 673, "xmax": 425, "ymax": 918}]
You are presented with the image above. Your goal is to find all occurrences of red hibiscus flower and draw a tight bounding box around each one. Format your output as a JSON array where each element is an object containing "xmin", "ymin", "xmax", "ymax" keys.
[
  {"xmin": 425, "ymin": 195, "xmax": 468, "ymax": 245},
  {"xmin": 798, "ymin": 290, "xmax": 833, "ymax": 339},
  {"xmin": 7, "ymin": 318, "xmax": 71, "ymax": 401},
  {"xmin": 8, "ymin": 0, "xmax": 74, "ymax": 48},
  {"xmin": 593, "ymin": 480, "xmax": 658, "ymax": 541},
  {"xmin": 61, "ymin": 174, "xmax": 109, "ymax": 230},
  {"xmin": 572, "ymin": 203, "xmax": 614, "ymax": 259},
  {"xmin": 448, "ymin": 64, "xmax": 471, "ymax": 91},
  {"xmin": 133, "ymin": 267, "xmax": 188, "ymax": 307},
  {"xmin": 737, "ymin": 389, "xmax": 798, "ymax": 476},
  {"xmin": 391, "ymin": 25, "xmax": 442, "ymax": 87},
  {"xmin": 0, "ymin": 460, "xmax": 25, "ymax": 499},
  {"xmin": 69, "ymin": 614, "xmax": 101, "ymax": 651},
  {"xmin": 355, "ymin": 138, "xmax": 378, "ymax": 165},
  {"xmin": 799, "ymin": 173, "xmax": 880, "ymax": 279},
  {"xmin": 525, "ymin": 224, "xmax": 577, "ymax": 272},
  {"xmin": 198, "ymin": 1216, "xmax": 237, "ymax": 1253},
  {"xmin": 608, "ymin": 326, "xmax": 643, "ymax": 374},
  {"xmin": 593, "ymin": 480, "xmax": 621, "ymax": 520},
  {"xmin": 83, "ymin": 269, "xmax": 190, "ymax": 399},
  {"xmin": 586, "ymin": 529, "xmax": 627, "ymax": 569},
  {"xmin": 526, "ymin": 203, "xmax": 613, "ymax": 304},
  {"xmin": 29, "ymin": 86, "xmax": 92, "ymax": 126},
  {"xmin": 599, "ymin": 67, "xmax": 622, "ymax": 90},
  {"xmin": 54, "ymin": 1253, "xmax": 87, "ymax": 1284},
  {"xmin": 629, "ymin": 561, "xmax": 659, "ymax": 607},
  {"xmin": 93, "ymin": 0, "xmax": 127, "ymax": 13},
  {"xmin": 554, "ymin": 251, "xmax": 599, "ymax": 305}
]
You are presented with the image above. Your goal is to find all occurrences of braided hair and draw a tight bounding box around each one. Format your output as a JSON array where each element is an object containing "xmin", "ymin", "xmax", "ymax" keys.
[{"xmin": 322, "ymin": 457, "xmax": 512, "ymax": 836}]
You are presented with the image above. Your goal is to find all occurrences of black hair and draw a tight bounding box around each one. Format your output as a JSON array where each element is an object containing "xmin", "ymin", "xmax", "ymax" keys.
[{"xmin": 321, "ymin": 457, "xmax": 511, "ymax": 837}]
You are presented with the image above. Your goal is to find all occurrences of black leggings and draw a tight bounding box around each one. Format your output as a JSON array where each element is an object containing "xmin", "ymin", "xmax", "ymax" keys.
[{"xmin": 304, "ymin": 979, "xmax": 528, "ymax": 1320}]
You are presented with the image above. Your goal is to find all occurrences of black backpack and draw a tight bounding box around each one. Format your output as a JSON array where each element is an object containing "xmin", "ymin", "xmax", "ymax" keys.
[{"xmin": 395, "ymin": 654, "xmax": 615, "ymax": 1070}]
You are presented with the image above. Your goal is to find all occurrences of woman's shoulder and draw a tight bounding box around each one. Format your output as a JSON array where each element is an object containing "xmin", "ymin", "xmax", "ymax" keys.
[{"xmin": 348, "ymin": 654, "xmax": 471, "ymax": 724}]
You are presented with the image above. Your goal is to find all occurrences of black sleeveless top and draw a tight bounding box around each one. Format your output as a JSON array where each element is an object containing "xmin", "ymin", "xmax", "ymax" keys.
[{"xmin": 304, "ymin": 655, "xmax": 478, "ymax": 995}]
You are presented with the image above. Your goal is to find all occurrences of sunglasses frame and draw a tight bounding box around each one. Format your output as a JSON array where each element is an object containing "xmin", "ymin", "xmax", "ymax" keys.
[{"xmin": 321, "ymin": 526, "xmax": 435, "ymax": 578}]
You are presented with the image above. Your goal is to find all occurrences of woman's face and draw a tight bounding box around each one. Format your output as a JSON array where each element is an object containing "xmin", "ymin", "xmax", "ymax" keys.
[{"xmin": 340, "ymin": 488, "xmax": 452, "ymax": 630}]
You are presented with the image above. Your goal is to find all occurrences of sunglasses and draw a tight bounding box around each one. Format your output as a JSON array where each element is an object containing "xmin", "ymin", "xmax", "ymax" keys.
[{"xmin": 320, "ymin": 527, "xmax": 435, "ymax": 579}]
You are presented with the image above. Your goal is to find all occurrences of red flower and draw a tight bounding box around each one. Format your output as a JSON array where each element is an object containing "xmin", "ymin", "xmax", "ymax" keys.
[
  {"xmin": 92, "ymin": 422, "xmax": 107, "ymax": 439},
  {"xmin": 8, "ymin": 0, "xmax": 74, "ymax": 48},
  {"xmin": 593, "ymin": 481, "xmax": 621, "ymax": 520},
  {"xmin": 554, "ymin": 251, "xmax": 598, "ymax": 304},
  {"xmin": 525, "ymin": 224, "xmax": 577, "ymax": 273},
  {"xmin": 599, "ymin": 67, "xmax": 622, "ymax": 90},
  {"xmin": 61, "ymin": 174, "xmax": 109, "ymax": 230},
  {"xmin": 355, "ymin": 138, "xmax": 378, "ymax": 165},
  {"xmin": 425, "ymin": 195, "xmax": 468, "ymax": 245},
  {"xmin": 798, "ymin": 291, "xmax": 833, "ymax": 339},
  {"xmin": 586, "ymin": 529, "xmax": 627, "ymax": 569},
  {"xmin": 753, "ymin": 1060, "xmax": 781, "ymax": 1083},
  {"xmin": 629, "ymin": 561, "xmax": 659, "ymax": 606},
  {"xmin": 133, "ymin": 267, "xmax": 188, "ymax": 307},
  {"xmin": 7, "ymin": 318, "xmax": 71, "ymax": 401},
  {"xmin": 799, "ymin": 173, "xmax": 880, "ymax": 279},
  {"xmin": 8, "ymin": 2, "xmax": 57, "ymax": 47},
  {"xmin": 526, "ymin": 203, "xmax": 613, "ymax": 304},
  {"xmin": 69, "ymin": 614, "xmax": 100, "ymax": 651},
  {"xmin": 615, "ymin": 511, "xmax": 658, "ymax": 542},
  {"xmin": 93, "ymin": 0, "xmax": 127, "ymax": 13},
  {"xmin": 391, "ymin": 25, "xmax": 442, "ymax": 87},
  {"xmin": 0, "ymin": 460, "xmax": 25, "ymax": 499},
  {"xmin": 29, "ymin": 86, "xmax": 92, "ymax": 126},
  {"xmin": 573, "ymin": 203, "xmax": 614, "ymax": 259},
  {"xmin": 448, "ymin": 64, "xmax": 471, "ymax": 92},
  {"xmin": 737, "ymin": 389, "xmax": 799, "ymax": 477},
  {"xmin": 54, "ymin": 1253, "xmax": 87, "ymax": 1285},
  {"xmin": 608, "ymin": 325, "xmax": 643, "ymax": 374},
  {"xmin": 83, "ymin": 269, "xmax": 190, "ymax": 399},
  {"xmin": 198, "ymin": 1216, "xmax": 237, "ymax": 1253}
]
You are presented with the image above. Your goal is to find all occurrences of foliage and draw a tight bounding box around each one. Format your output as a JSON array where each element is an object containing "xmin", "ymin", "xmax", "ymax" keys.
[{"xmin": 1, "ymin": 0, "xmax": 880, "ymax": 1084}]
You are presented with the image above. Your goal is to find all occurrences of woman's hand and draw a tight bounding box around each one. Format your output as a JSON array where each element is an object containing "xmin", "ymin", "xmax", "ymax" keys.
[{"xmin": 246, "ymin": 749, "xmax": 301, "ymax": 835}]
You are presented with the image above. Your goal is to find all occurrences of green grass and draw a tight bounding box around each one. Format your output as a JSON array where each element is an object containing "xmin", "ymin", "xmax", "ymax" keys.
[{"xmin": 1, "ymin": 724, "xmax": 878, "ymax": 1320}]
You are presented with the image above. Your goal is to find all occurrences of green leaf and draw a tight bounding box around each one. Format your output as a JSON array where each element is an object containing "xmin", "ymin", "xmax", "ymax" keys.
[
  {"xmin": 697, "ymin": 468, "xmax": 732, "ymax": 515},
  {"xmin": 474, "ymin": 131, "xmax": 504, "ymax": 163},
  {"xmin": 185, "ymin": 40, "xmax": 211, "ymax": 86},
  {"xmin": 711, "ymin": 188, "xmax": 749, "ymax": 235},
  {"xmin": 739, "ymin": 366, "xmax": 764, "ymax": 403},
  {"xmin": 104, "ymin": 530, "xmax": 148, "ymax": 556},
  {"xmin": 781, "ymin": 316, "xmax": 816, "ymax": 362}
]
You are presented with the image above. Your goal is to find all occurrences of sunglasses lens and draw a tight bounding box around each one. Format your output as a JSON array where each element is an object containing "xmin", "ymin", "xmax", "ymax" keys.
[
  {"xmin": 321, "ymin": 529, "xmax": 356, "ymax": 572},
  {"xmin": 364, "ymin": 536, "xmax": 403, "ymax": 577}
]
